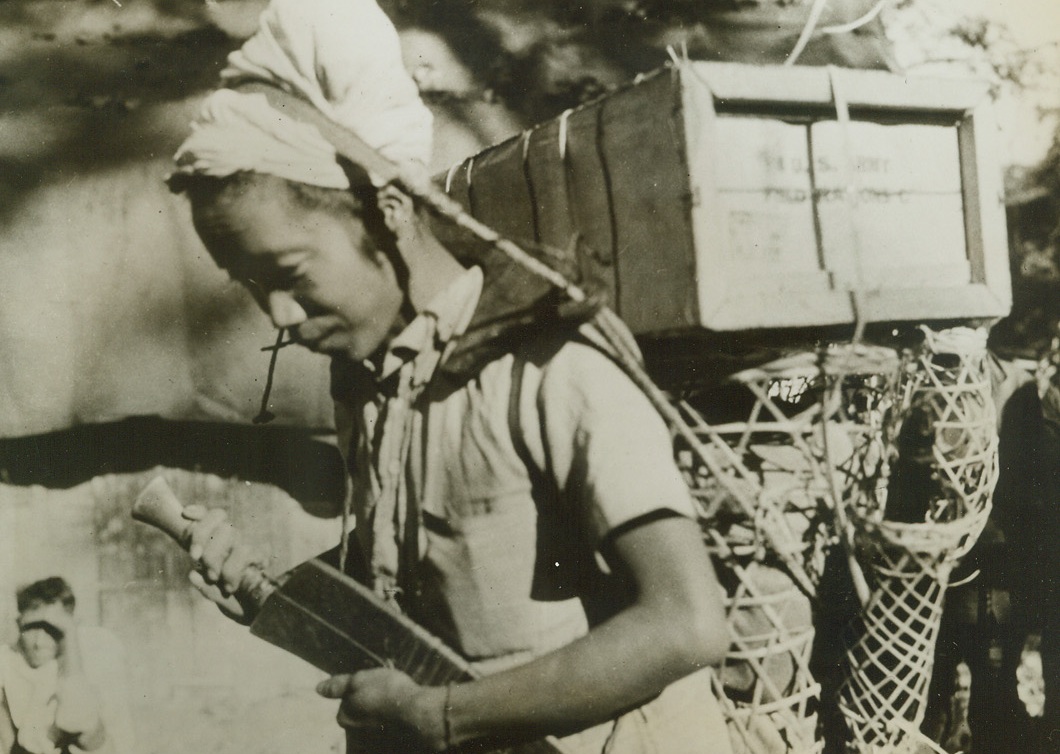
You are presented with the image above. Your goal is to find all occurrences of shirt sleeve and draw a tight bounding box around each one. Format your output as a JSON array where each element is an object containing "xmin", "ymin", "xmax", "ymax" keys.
[{"xmin": 526, "ymin": 340, "xmax": 696, "ymax": 549}]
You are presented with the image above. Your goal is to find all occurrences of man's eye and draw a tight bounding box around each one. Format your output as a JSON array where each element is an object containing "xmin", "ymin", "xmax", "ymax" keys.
[
  {"xmin": 276, "ymin": 268, "xmax": 309, "ymax": 292},
  {"xmin": 242, "ymin": 278, "xmax": 267, "ymax": 296}
]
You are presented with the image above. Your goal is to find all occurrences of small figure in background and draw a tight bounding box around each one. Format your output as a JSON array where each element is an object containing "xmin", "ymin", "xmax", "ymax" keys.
[
  {"xmin": 1036, "ymin": 344, "xmax": 1060, "ymax": 753},
  {"xmin": 0, "ymin": 577, "xmax": 134, "ymax": 754},
  {"xmin": 923, "ymin": 348, "xmax": 1054, "ymax": 753}
]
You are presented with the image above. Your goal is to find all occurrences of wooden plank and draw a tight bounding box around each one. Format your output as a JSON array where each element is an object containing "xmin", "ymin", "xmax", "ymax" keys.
[
  {"xmin": 811, "ymin": 121, "xmax": 964, "ymax": 194},
  {"xmin": 809, "ymin": 120, "xmax": 971, "ymax": 290},
  {"xmin": 443, "ymin": 156, "xmax": 473, "ymax": 213},
  {"xmin": 712, "ymin": 117, "xmax": 823, "ymax": 283},
  {"xmin": 562, "ymin": 103, "xmax": 619, "ymax": 309},
  {"xmin": 959, "ymin": 99, "xmax": 1011, "ymax": 311},
  {"xmin": 465, "ymin": 135, "xmax": 537, "ymax": 247},
  {"xmin": 685, "ymin": 72, "xmax": 836, "ymax": 331},
  {"xmin": 524, "ymin": 122, "xmax": 589, "ymax": 287},
  {"xmin": 817, "ymin": 193, "xmax": 970, "ymax": 288},
  {"xmin": 691, "ymin": 61, "xmax": 991, "ymax": 115},
  {"xmin": 682, "ymin": 63, "xmax": 738, "ymax": 331},
  {"xmin": 599, "ymin": 67, "xmax": 699, "ymax": 333}
]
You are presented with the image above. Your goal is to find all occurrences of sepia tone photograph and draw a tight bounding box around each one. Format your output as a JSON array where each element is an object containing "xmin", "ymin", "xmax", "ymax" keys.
[{"xmin": 1, "ymin": 1, "xmax": 1059, "ymax": 752}]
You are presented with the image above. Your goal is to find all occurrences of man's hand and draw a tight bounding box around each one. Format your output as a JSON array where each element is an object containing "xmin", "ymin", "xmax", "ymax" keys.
[
  {"xmin": 316, "ymin": 669, "xmax": 447, "ymax": 752},
  {"xmin": 182, "ymin": 505, "xmax": 262, "ymax": 624}
]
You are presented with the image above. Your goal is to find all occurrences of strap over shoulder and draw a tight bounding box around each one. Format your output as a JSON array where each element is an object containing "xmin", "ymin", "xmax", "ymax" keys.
[{"xmin": 438, "ymin": 255, "xmax": 603, "ymax": 382}]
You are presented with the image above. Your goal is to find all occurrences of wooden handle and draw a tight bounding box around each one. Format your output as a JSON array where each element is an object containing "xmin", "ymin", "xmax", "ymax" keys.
[
  {"xmin": 132, "ymin": 475, "xmax": 276, "ymax": 616},
  {"xmin": 133, "ymin": 476, "xmax": 193, "ymax": 548}
]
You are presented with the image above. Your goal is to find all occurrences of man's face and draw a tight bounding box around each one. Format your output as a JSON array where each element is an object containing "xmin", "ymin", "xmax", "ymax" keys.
[
  {"xmin": 193, "ymin": 182, "xmax": 406, "ymax": 362},
  {"xmin": 16, "ymin": 603, "xmax": 67, "ymax": 668}
]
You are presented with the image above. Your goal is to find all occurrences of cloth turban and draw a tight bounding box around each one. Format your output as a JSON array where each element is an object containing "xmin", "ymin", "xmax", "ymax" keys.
[{"xmin": 173, "ymin": 0, "xmax": 433, "ymax": 189}]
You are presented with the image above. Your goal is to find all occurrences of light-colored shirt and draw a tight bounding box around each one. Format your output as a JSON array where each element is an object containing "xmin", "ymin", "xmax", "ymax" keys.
[
  {"xmin": 0, "ymin": 629, "xmax": 135, "ymax": 754},
  {"xmin": 332, "ymin": 267, "xmax": 732, "ymax": 752},
  {"xmin": 0, "ymin": 644, "xmax": 57, "ymax": 754}
]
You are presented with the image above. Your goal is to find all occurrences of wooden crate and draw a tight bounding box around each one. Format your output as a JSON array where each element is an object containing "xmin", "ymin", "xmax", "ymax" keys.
[{"xmin": 442, "ymin": 62, "xmax": 1010, "ymax": 362}]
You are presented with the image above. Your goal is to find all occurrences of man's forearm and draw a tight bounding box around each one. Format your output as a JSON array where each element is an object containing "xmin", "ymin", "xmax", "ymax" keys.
[
  {"xmin": 323, "ymin": 517, "xmax": 730, "ymax": 751},
  {"xmin": 439, "ymin": 518, "xmax": 728, "ymax": 747},
  {"xmin": 443, "ymin": 599, "xmax": 716, "ymax": 746}
]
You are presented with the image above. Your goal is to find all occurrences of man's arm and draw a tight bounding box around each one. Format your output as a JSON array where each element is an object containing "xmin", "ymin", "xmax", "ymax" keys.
[{"xmin": 319, "ymin": 514, "xmax": 729, "ymax": 749}]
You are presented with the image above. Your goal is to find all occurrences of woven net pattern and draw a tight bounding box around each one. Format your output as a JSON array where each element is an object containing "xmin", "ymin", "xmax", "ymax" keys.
[
  {"xmin": 837, "ymin": 329, "xmax": 998, "ymax": 753},
  {"xmin": 673, "ymin": 345, "xmax": 902, "ymax": 754}
]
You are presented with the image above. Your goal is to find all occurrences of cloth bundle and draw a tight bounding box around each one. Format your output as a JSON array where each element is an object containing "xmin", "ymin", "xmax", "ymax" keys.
[{"xmin": 174, "ymin": 0, "xmax": 433, "ymax": 187}]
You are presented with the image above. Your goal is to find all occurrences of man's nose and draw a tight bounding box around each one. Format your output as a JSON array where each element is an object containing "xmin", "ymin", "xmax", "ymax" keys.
[{"xmin": 266, "ymin": 290, "xmax": 307, "ymax": 329}]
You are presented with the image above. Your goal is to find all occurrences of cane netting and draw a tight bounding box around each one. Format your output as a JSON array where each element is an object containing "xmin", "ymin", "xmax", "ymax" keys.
[
  {"xmin": 672, "ymin": 328, "xmax": 998, "ymax": 753},
  {"xmin": 673, "ymin": 344, "xmax": 901, "ymax": 754},
  {"xmin": 837, "ymin": 328, "xmax": 997, "ymax": 753}
]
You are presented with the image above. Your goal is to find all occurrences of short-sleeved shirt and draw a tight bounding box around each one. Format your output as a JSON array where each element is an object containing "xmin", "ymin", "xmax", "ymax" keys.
[
  {"xmin": 0, "ymin": 628, "xmax": 135, "ymax": 754},
  {"xmin": 332, "ymin": 268, "xmax": 731, "ymax": 752}
]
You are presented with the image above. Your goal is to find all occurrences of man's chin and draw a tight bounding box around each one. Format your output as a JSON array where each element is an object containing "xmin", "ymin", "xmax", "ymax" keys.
[
  {"xmin": 295, "ymin": 328, "xmax": 385, "ymax": 362},
  {"xmin": 292, "ymin": 332, "xmax": 338, "ymax": 356},
  {"xmin": 22, "ymin": 652, "xmax": 55, "ymax": 669}
]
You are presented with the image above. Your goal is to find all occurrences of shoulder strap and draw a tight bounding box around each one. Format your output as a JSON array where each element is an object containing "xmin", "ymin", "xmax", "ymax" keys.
[
  {"xmin": 507, "ymin": 339, "xmax": 627, "ymax": 619},
  {"xmin": 505, "ymin": 327, "xmax": 626, "ymax": 494},
  {"xmin": 508, "ymin": 354, "xmax": 552, "ymax": 500}
]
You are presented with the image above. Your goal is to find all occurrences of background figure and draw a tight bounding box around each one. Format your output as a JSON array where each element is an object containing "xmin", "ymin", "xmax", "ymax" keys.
[
  {"xmin": 1038, "ymin": 372, "xmax": 1060, "ymax": 753},
  {"xmin": 923, "ymin": 354, "xmax": 1047, "ymax": 753},
  {"xmin": 0, "ymin": 577, "xmax": 135, "ymax": 754}
]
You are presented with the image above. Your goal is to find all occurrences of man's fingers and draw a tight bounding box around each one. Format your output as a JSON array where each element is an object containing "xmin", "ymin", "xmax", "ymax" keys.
[
  {"xmin": 190, "ymin": 510, "xmax": 236, "ymax": 583},
  {"xmin": 187, "ymin": 508, "xmax": 227, "ymax": 562},
  {"xmin": 189, "ymin": 570, "xmax": 227, "ymax": 604},
  {"xmin": 181, "ymin": 508, "xmax": 261, "ymax": 597},
  {"xmin": 188, "ymin": 571, "xmax": 249, "ymax": 624},
  {"xmin": 182, "ymin": 504, "xmax": 208, "ymax": 521},
  {"xmin": 219, "ymin": 543, "xmax": 255, "ymax": 596},
  {"xmin": 316, "ymin": 674, "xmax": 356, "ymax": 699}
]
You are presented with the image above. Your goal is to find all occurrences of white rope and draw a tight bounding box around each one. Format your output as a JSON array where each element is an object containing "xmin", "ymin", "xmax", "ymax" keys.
[
  {"xmin": 819, "ymin": 0, "xmax": 892, "ymax": 36},
  {"xmin": 521, "ymin": 128, "xmax": 532, "ymax": 162},
  {"xmin": 464, "ymin": 156, "xmax": 475, "ymax": 190},
  {"xmin": 557, "ymin": 108, "xmax": 573, "ymax": 162},
  {"xmin": 817, "ymin": 64, "xmax": 876, "ymax": 607},
  {"xmin": 827, "ymin": 65, "xmax": 870, "ymax": 344},
  {"xmin": 784, "ymin": 0, "xmax": 830, "ymax": 66},
  {"xmin": 444, "ymin": 162, "xmax": 460, "ymax": 194}
]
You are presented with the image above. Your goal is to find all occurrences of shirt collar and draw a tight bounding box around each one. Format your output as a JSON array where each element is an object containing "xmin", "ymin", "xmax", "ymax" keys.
[{"xmin": 377, "ymin": 266, "xmax": 484, "ymax": 381}]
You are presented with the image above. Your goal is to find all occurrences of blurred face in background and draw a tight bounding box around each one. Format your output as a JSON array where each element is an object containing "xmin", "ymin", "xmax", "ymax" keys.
[{"xmin": 16, "ymin": 602, "xmax": 67, "ymax": 668}]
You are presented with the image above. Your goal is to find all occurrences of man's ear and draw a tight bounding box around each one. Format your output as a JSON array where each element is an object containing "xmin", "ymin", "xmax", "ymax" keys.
[{"xmin": 377, "ymin": 185, "xmax": 416, "ymax": 236}]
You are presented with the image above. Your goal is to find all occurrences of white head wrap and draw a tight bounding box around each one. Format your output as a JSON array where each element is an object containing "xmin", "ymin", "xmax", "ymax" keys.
[{"xmin": 174, "ymin": 0, "xmax": 433, "ymax": 188}]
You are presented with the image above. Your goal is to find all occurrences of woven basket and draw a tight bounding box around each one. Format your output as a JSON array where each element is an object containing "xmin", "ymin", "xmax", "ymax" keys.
[
  {"xmin": 837, "ymin": 328, "xmax": 998, "ymax": 753},
  {"xmin": 676, "ymin": 345, "xmax": 902, "ymax": 753}
]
